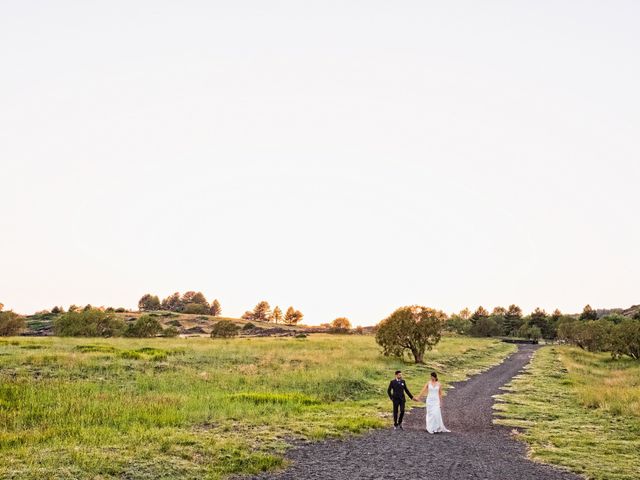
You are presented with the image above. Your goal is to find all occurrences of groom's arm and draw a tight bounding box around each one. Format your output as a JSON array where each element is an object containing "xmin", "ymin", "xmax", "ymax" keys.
[
  {"xmin": 404, "ymin": 383, "xmax": 414, "ymax": 399},
  {"xmin": 387, "ymin": 381, "xmax": 394, "ymax": 400}
]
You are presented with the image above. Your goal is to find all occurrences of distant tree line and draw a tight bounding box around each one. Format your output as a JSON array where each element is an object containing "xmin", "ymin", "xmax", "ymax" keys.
[
  {"xmin": 138, "ymin": 292, "xmax": 222, "ymax": 316},
  {"xmin": 0, "ymin": 303, "xmax": 26, "ymax": 336},
  {"xmin": 241, "ymin": 301, "xmax": 304, "ymax": 326}
]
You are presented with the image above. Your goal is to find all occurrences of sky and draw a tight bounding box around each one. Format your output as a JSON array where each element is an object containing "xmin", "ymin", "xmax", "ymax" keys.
[{"xmin": 1, "ymin": 1, "xmax": 639, "ymax": 325}]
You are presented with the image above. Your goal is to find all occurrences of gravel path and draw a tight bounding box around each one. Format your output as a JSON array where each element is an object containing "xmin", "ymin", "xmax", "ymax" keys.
[{"xmin": 250, "ymin": 345, "xmax": 579, "ymax": 480}]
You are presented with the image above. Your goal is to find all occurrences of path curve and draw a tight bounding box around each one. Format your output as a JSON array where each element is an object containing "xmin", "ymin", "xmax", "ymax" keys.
[{"xmin": 250, "ymin": 345, "xmax": 579, "ymax": 480}]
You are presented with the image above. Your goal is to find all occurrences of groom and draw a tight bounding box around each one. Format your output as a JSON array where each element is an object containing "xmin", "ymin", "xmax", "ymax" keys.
[{"xmin": 387, "ymin": 370, "xmax": 417, "ymax": 430}]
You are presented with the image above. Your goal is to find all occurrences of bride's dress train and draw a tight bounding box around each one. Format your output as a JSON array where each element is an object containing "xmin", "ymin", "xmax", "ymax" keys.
[{"xmin": 426, "ymin": 382, "xmax": 450, "ymax": 433}]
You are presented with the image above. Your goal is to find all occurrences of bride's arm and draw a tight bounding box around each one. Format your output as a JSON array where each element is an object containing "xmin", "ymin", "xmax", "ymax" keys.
[
  {"xmin": 415, "ymin": 383, "xmax": 427, "ymax": 401},
  {"xmin": 438, "ymin": 383, "xmax": 443, "ymax": 405}
]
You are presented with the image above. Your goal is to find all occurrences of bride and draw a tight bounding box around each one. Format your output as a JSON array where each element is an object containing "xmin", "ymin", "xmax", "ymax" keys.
[{"xmin": 416, "ymin": 372, "xmax": 450, "ymax": 434}]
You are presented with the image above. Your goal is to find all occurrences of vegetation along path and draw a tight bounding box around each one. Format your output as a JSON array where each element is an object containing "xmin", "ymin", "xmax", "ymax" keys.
[{"xmin": 250, "ymin": 345, "xmax": 579, "ymax": 480}]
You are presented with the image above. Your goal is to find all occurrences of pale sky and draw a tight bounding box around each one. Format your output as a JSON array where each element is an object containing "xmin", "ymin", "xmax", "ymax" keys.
[{"xmin": 1, "ymin": 1, "xmax": 639, "ymax": 325}]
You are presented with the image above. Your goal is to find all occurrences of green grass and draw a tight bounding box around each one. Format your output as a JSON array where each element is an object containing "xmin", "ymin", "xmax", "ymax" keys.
[
  {"xmin": 0, "ymin": 335, "xmax": 515, "ymax": 479},
  {"xmin": 494, "ymin": 346, "xmax": 640, "ymax": 480}
]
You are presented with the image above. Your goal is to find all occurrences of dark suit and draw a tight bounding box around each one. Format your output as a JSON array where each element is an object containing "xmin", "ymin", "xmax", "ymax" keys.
[{"xmin": 387, "ymin": 378, "xmax": 413, "ymax": 426}]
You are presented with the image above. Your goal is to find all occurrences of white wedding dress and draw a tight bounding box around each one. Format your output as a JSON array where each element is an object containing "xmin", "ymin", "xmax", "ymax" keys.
[{"xmin": 426, "ymin": 382, "xmax": 450, "ymax": 433}]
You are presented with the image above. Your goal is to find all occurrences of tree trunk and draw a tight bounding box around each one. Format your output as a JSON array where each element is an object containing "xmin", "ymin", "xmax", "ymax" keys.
[{"xmin": 412, "ymin": 349, "xmax": 424, "ymax": 364}]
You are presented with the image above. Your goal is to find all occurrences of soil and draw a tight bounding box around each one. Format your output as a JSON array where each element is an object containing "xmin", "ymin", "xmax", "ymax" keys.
[{"xmin": 249, "ymin": 345, "xmax": 579, "ymax": 480}]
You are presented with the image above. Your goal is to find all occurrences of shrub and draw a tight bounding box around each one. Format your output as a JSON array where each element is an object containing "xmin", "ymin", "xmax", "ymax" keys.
[
  {"xmin": 210, "ymin": 320, "xmax": 240, "ymax": 338},
  {"xmin": 242, "ymin": 322, "xmax": 256, "ymax": 330},
  {"xmin": 182, "ymin": 303, "xmax": 210, "ymax": 315},
  {"xmin": 115, "ymin": 307, "xmax": 126, "ymax": 313},
  {"xmin": 54, "ymin": 309, "xmax": 126, "ymax": 337},
  {"xmin": 0, "ymin": 311, "xmax": 26, "ymax": 336},
  {"xmin": 161, "ymin": 326, "xmax": 180, "ymax": 337},
  {"xmin": 124, "ymin": 315, "xmax": 163, "ymax": 338},
  {"xmin": 375, "ymin": 305, "xmax": 446, "ymax": 363},
  {"xmin": 331, "ymin": 317, "xmax": 351, "ymax": 332}
]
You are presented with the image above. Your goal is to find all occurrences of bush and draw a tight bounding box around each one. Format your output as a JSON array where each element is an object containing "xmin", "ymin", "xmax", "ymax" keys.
[
  {"xmin": 182, "ymin": 303, "xmax": 210, "ymax": 315},
  {"xmin": 161, "ymin": 326, "xmax": 180, "ymax": 337},
  {"xmin": 54, "ymin": 309, "xmax": 126, "ymax": 337},
  {"xmin": 0, "ymin": 311, "xmax": 25, "ymax": 336},
  {"xmin": 124, "ymin": 315, "xmax": 163, "ymax": 338},
  {"xmin": 242, "ymin": 322, "xmax": 256, "ymax": 330},
  {"xmin": 210, "ymin": 320, "xmax": 240, "ymax": 338}
]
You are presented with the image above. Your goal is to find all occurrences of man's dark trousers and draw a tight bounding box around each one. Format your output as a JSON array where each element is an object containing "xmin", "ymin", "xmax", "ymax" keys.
[{"xmin": 392, "ymin": 399, "xmax": 405, "ymax": 426}]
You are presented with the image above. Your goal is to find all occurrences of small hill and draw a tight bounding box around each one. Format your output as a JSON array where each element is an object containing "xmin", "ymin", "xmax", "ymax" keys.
[{"xmin": 23, "ymin": 310, "xmax": 310, "ymax": 337}]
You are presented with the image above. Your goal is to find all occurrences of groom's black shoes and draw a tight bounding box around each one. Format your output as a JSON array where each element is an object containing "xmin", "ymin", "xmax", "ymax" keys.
[{"xmin": 398, "ymin": 424, "xmax": 404, "ymax": 430}]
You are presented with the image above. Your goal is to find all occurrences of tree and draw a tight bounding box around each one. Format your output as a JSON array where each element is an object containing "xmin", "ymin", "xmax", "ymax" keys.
[
  {"xmin": 270, "ymin": 306, "xmax": 283, "ymax": 324},
  {"xmin": 492, "ymin": 306, "xmax": 507, "ymax": 316},
  {"xmin": 210, "ymin": 299, "xmax": 222, "ymax": 317},
  {"xmin": 0, "ymin": 311, "xmax": 25, "ymax": 336},
  {"xmin": 241, "ymin": 311, "xmax": 255, "ymax": 321},
  {"xmin": 210, "ymin": 320, "xmax": 240, "ymax": 338},
  {"xmin": 124, "ymin": 315, "xmax": 163, "ymax": 337},
  {"xmin": 610, "ymin": 320, "xmax": 640, "ymax": 360},
  {"xmin": 446, "ymin": 313, "xmax": 472, "ymax": 335},
  {"xmin": 0, "ymin": 303, "xmax": 3, "ymax": 311},
  {"xmin": 504, "ymin": 304, "xmax": 523, "ymax": 336},
  {"xmin": 459, "ymin": 308, "xmax": 471, "ymax": 320},
  {"xmin": 138, "ymin": 294, "xmax": 161, "ymax": 312},
  {"xmin": 471, "ymin": 306, "xmax": 489, "ymax": 325},
  {"xmin": 470, "ymin": 317, "xmax": 501, "ymax": 337},
  {"xmin": 375, "ymin": 305, "xmax": 446, "ymax": 363},
  {"xmin": 51, "ymin": 306, "xmax": 65, "ymax": 314},
  {"xmin": 161, "ymin": 292, "xmax": 183, "ymax": 312},
  {"xmin": 181, "ymin": 291, "xmax": 209, "ymax": 310},
  {"xmin": 284, "ymin": 307, "xmax": 303, "ymax": 325},
  {"xmin": 529, "ymin": 307, "xmax": 551, "ymax": 338},
  {"xmin": 580, "ymin": 304, "xmax": 598, "ymax": 321},
  {"xmin": 251, "ymin": 301, "xmax": 271, "ymax": 322},
  {"xmin": 331, "ymin": 317, "xmax": 351, "ymax": 331}
]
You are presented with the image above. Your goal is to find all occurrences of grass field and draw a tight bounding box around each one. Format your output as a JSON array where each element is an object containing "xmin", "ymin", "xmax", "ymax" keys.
[
  {"xmin": 494, "ymin": 346, "xmax": 640, "ymax": 480},
  {"xmin": 0, "ymin": 335, "xmax": 514, "ymax": 479}
]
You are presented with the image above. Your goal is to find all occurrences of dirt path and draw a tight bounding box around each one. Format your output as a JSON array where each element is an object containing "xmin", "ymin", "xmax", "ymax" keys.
[{"xmin": 250, "ymin": 345, "xmax": 579, "ymax": 480}]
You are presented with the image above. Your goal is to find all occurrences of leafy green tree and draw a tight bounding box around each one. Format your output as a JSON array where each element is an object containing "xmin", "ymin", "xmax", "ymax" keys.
[
  {"xmin": 284, "ymin": 307, "xmax": 303, "ymax": 325},
  {"xmin": 375, "ymin": 305, "xmax": 446, "ymax": 363},
  {"xmin": 270, "ymin": 306, "xmax": 283, "ymax": 324},
  {"xmin": 529, "ymin": 307, "xmax": 551, "ymax": 338},
  {"xmin": 470, "ymin": 317, "xmax": 501, "ymax": 337},
  {"xmin": 504, "ymin": 304, "xmax": 523, "ymax": 336},
  {"xmin": 0, "ymin": 311, "xmax": 25, "ymax": 336},
  {"xmin": 210, "ymin": 320, "xmax": 240, "ymax": 338},
  {"xmin": 610, "ymin": 320, "xmax": 640, "ymax": 359},
  {"xmin": 210, "ymin": 299, "xmax": 222, "ymax": 317},
  {"xmin": 580, "ymin": 304, "xmax": 598, "ymax": 321},
  {"xmin": 446, "ymin": 313, "xmax": 472, "ymax": 335},
  {"xmin": 138, "ymin": 294, "xmax": 161, "ymax": 311}
]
